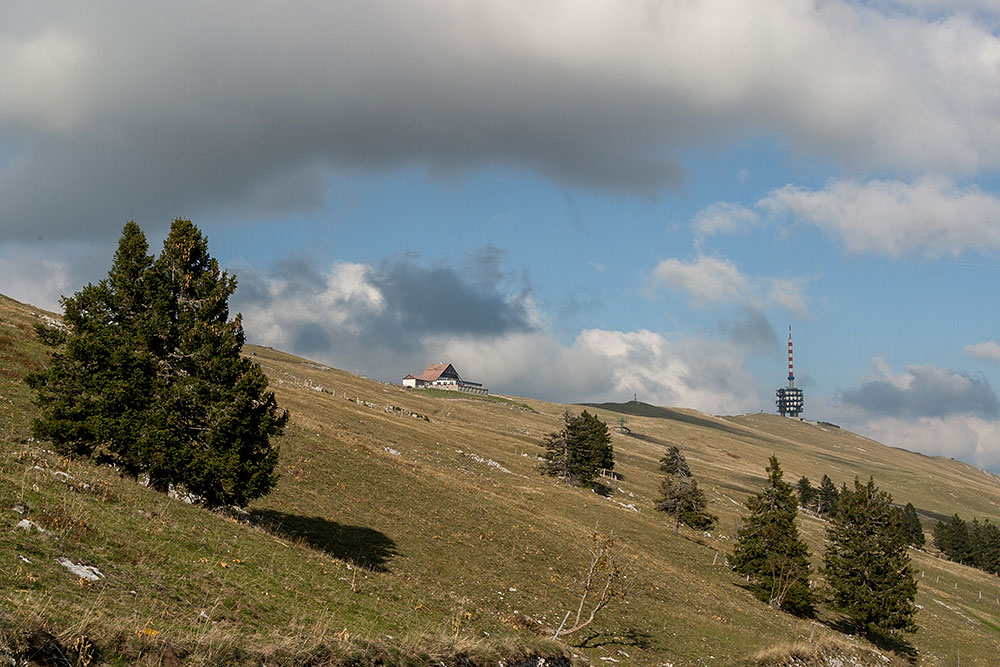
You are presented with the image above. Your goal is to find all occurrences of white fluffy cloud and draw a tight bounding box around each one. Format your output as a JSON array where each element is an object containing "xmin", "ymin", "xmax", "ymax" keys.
[
  {"xmin": 237, "ymin": 261, "xmax": 386, "ymax": 351},
  {"xmin": 3, "ymin": 2, "xmax": 1000, "ymax": 239},
  {"xmin": 760, "ymin": 178, "xmax": 1000, "ymax": 257},
  {"xmin": 421, "ymin": 328, "xmax": 760, "ymax": 413},
  {"xmin": 653, "ymin": 254, "xmax": 808, "ymax": 315},
  {"xmin": 692, "ymin": 202, "xmax": 760, "ymax": 238},
  {"xmin": 691, "ymin": 177, "xmax": 1000, "ymax": 257},
  {"xmin": 965, "ymin": 340, "xmax": 1000, "ymax": 363}
]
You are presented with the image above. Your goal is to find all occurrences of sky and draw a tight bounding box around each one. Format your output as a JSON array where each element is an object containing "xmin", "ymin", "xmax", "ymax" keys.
[{"xmin": 4, "ymin": 1, "xmax": 1000, "ymax": 473}]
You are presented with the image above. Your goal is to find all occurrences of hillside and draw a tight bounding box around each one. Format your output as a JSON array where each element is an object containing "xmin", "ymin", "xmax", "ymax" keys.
[{"xmin": 3, "ymin": 292, "xmax": 1000, "ymax": 665}]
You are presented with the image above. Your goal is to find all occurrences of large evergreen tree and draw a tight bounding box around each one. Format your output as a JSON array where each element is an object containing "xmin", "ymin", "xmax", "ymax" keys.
[
  {"xmin": 540, "ymin": 409, "xmax": 613, "ymax": 489},
  {"xmin": 654, "ymin": 446, "xmax": 716, "ymax": 534},
  {"xmin": 730, "ymin": 456, "xmax": 814, "ymax": 615},
  {"xmin": 27, "ymin": 220, "xmax": 286, "ymax": 508},
  {"xmin": 823, "ymin": 477, "xmax": 918, "ymax": 637},
  {"xmin": 28, "ymin": 222, "xmax": 158, "ymax": 475}
]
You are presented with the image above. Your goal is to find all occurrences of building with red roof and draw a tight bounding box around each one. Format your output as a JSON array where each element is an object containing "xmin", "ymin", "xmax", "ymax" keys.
[{"xmin": 401, "ymin": 362, "xmax": 488, "ymax": 395}]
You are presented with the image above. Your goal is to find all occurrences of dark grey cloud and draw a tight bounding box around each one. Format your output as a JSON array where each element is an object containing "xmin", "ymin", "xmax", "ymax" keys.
[
  {"xmin": 230, "ymin": 249, "xmax": 535, "ymax": 378},
  {"xmin": 839, "ymin": 365, "xmax": 1000, "ymax": 419},
  {"xmin": 367, "ymin": 257, "xmax": 534, "ymax": 339},
  {"xmin": 3, "ymin": 2, "xmax": 1000, "ymax": 241},
  {"xmin": 719, "ymin": 309, "xmax": 779, "ymax": 355}
]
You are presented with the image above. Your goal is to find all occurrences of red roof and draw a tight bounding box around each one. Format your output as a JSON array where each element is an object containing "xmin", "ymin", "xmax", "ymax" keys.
[{"xmin": 416, "ymin": 362, "xmax": 455, "ymax": 382}]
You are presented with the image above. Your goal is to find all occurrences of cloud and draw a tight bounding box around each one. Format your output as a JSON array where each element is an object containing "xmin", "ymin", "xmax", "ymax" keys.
[
  {"xmin": 0, "ymin": 241, "xmax": 121, "ymax": 312},
  {"xmin": 859, "ymin": 416, "xmax": 1000, "ymax": 474},
  {"xmin": 720, "ymin": 309, "xmax": 780, "ymax": 355},
  {"xmin": 692, "ymin": 202, "xmax": 759, "ymax": 238},
  {"xmin": 4, "ymin": 2, "xmax": 1000, "ymax": 239},
  {"xmin": 437, "ymin": 328, "xmax": 760, "ymax": 413},
  {"xmin": 965, "ymin": 340, "xmax": 1000, "ymax": 363},
  {"xmin": 693, "ymin": 177, "xmax": 1000, "ymax": 257},
  {"xmin": 232, "ymin": 251, "xmax": 536, "ymax": 361},
  {"xmin": 759, "ymin": 178, "xmax": 1000, "ymax": 257},
  {"xmin": 0, "ymin": 253, "xmax": 71, "ymax": 312},
  {"xmin": 231, "ymin": 251, "xmax": 760, "ymax": 413},
  {"xmin": 839, "ymin": 358, "xmax": 1000, "ymax": 419},
  {"xmin": 652, "ymin": 254, "xmax": 809, "ymax": 315}
]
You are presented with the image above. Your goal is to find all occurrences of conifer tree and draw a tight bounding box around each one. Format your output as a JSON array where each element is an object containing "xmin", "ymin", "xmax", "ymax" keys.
[
  {"xmin": 28, "ymin": 222, "xmax": 158, "ymax": 475},
  {"xmin": 659, "ymin": 445, "xmax": 691, "ymax": 477},
  {"xmin": 541, "ymin": 410, "xmax": 575, "ymax": 480},
  {"xmin": 969, "ymin": 519, "xmax": 1000, "ymax": 574},
  {"xmin": 823, "ymin": 477, "xmax": 918, "ymax": 637},
  {"xmin": 817, "ymin": 474, "xmax": 839, "ymax": 517},
  {"xmin": 28, "ymin": 219, "xmax": 286, "ymax": 508},
  {"xmin": 654, "ymin": 446, "xmax": 716, "ymax": 534},
  {"xmin": 934, "ymin": 514, "xmax": 972, "ymax": 564},
  {"xmin": 540, "ymin": 409, "xmax": 613, "ymax": 490},
  {"xmin": 901, "ymin": 502, "xmax": 925, "ymax": 549},
  {"xmin": 730, "ymin": 456, "xmax": 814, "ymax": 615},
  {"xmin": 574, "ymin": 410, "xmax": 613, "ymax": 473},
  {"xmin": 796, "ymin": 475, "xmax": 816, "ymax": 512}
]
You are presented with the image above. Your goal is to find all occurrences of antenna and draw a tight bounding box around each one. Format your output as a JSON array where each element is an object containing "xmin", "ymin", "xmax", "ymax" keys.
[
  {"xmin": 776, "ymin": 326, "xmax": 804, "ymax": 417},
  {"xmin": 788, "ymin": 326, "xmax": 795, "ymax": 389}
]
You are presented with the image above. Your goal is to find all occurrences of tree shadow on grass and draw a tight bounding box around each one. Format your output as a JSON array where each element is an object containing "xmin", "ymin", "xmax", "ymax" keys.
[
  {"xmin": 573, "ymin": 628, "xmax": 653, "ymax": 650},
  {"xmin": 250, "ymin": 509, "xmax": 397, "ymax": 572},
  {"xmin": 825, "ymin": 616, "xmax": 918, "ymax": 663}
]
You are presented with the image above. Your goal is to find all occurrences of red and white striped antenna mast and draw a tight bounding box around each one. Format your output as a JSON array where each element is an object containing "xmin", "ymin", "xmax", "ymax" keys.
[
  {"xmin": 777, "ymin": 325, "xmax": 804, "ymax": 417},
  {"xmin": 787, "ymin": 326, "xmax": 795, "ymax": 389}
]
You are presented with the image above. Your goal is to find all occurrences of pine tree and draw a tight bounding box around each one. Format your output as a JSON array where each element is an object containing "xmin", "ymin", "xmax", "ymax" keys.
[
  {"xmin": 823, "ymin": 477, "xmax": 918, "ymax": 637},
  {"xmin": 901, "ymin": 502, "xmax": 925, "ymax": 549},
  {"xmin": 541, "ymin": 410, "xmax": 575, "ymax": 480},
  {"xmin": 934, "ymin": 514, "xmax": 972, "ymax": 564},
  {"xmin": 730, "ymin": 456, "xmax": 814, "ymax": 615},
  {"xmin": 659, "ymin": 446, "xmax": 691, "ymax": 477},
  {"xmin": 28, "ymin": 222, "xmax": 157, "ymax": 474},
  {"xmin": 146, "ymin": 219, "xmax": 285, "ymax": 506},
  {"xmin": 654, "ymin": 446, "xmax": 716, "ymax": 534},
  {"xmin": 817, "ymin": 474, "xmax": 839, "ymax": 518},
  {"xmin": 796, "ymin": 475, "xmax": 816, "ymax": 512},
  {"xmin": 540, "ymin": 409, "xmax": 613, "ymax": 489},
  {"xmin": 27, "ymin": 220, "xmax": 286, "ymax": 508},
  {"xmin": 574, "ymin": 410, "xmax": 613, "ymax": 474}
]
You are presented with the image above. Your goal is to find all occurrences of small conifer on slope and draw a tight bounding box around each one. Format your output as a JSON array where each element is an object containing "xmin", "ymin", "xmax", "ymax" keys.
[
  {"xmin": 28, "ymin": 219, "xmax": 286, "ymax": 508},
  {"xmin": 730, "ymin": 456, "xmax": 815, "ymax": 616},
  {"xmin": 654, "ymin": 446, "xmax": 716, "ymax": 534}
]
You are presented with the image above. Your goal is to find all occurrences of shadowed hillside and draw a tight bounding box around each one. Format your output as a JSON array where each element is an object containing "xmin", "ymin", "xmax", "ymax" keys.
[{"xmin": 3, "ymin": 292, "xmax": 999, "ymax": 665}]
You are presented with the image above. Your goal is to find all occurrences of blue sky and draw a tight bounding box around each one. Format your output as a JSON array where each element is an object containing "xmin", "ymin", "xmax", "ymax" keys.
[{"xmin": 4, "ymin": 1, "xmax": 1000, "ymax": 472}]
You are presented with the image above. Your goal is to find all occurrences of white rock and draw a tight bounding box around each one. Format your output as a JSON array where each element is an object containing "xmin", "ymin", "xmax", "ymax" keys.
[{"xmin": 56, "ymin": 557, "xmax": 104, "ymax": 582}]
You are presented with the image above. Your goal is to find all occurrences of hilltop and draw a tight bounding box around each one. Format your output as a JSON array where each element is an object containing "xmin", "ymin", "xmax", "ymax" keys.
[{"xmin": 3, "ymin": 292, "xmax": 1000, "ymax": 665}]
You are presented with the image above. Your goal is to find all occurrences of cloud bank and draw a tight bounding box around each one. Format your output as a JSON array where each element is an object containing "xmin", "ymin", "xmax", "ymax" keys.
[
  {"xmin": 834, "ymin": 358, "xmax": 1000, "ymax": 472},
  {"xmin": 4, "ymin": 2, "xmax": 1000, "ymax": 240},
  {"xmin": 233, "ymin": 252, "xmax": 761, "ymax": 413}
]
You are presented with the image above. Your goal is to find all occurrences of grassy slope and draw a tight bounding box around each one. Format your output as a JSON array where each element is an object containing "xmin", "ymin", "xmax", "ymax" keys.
[{"xmin": 2, "ymin": 292, "xmax": 1000, "ymax": 665}]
